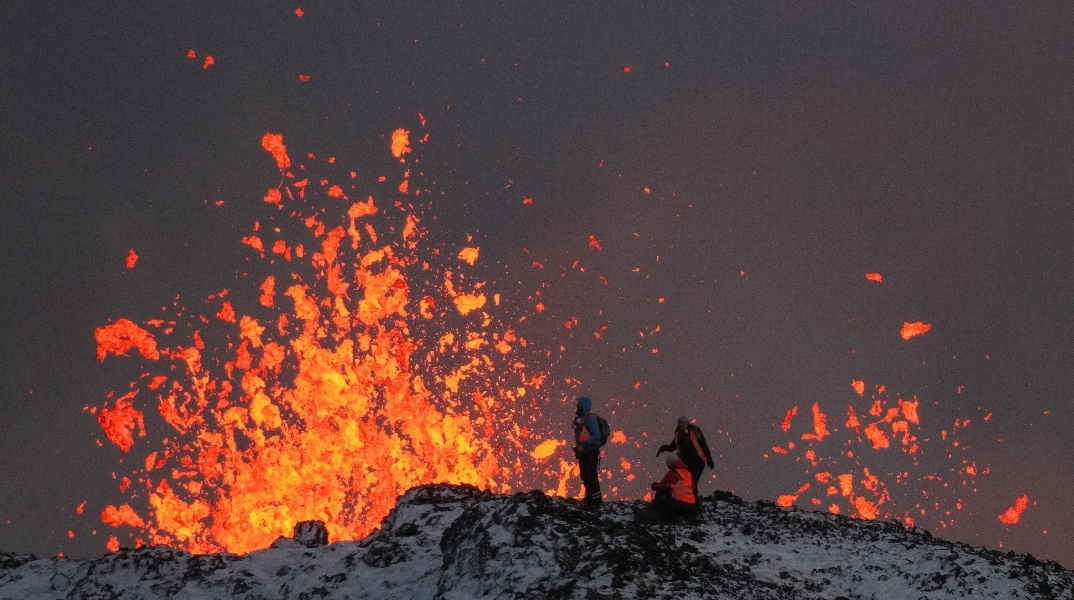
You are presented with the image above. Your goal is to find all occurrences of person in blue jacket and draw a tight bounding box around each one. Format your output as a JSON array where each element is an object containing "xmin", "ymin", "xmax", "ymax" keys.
[{"xmin": 572, "ymin": 396, "xmax": 603, "ymax": 507}]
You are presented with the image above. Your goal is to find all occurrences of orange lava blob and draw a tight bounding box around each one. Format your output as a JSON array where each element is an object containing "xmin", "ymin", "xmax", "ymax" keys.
[
  {"xmin": 998, "ymin": 494, "xmax": 1029, "ymax": 525},
  {"xmin": 101, "ymin": 504, "xmax": 145, "ymax": 528},
  {"xmin": 900, "ymin": 321, "xmax": 932, "ymax": 340},
  {"xmin": 260, "ymin": 133, "xmax": 291, "ymax": 170},
  {"xmin": 125, "ymin": 249, "xmax": 138, "ymax": 269},
  {"xmin": 97, "ymin": 393, "xmax": 146, "ymax": 453},
  {"xmin": 865, "ymin": 272, "xmax": 882, "ymax": 283},
  {"xmin": 94, "ymin": 130, "xmax": 562, "ymax": 555},
  {"xmin": 458, "ymin": 247, "xmax": 480, "ymax": 265},
  {"xmin": 851, "ymin": 379, "xmax": 865, "ymax": 396},
  {"xmin": 203, "ymin": 55, "xmax": 214, "ymax": 70},
  {"xmin": 588, "ymin": 235, "xmax": 602, "ymax": 251},
  {"xmin": 95, "ymin": 319, "xmax": 160, "ymax": 361},
  {"xmin": 530, "ymin": 439, "xmax": 562, "ymax": 460},
  {"xmin": 781, "ymin": 405, "xmax": 797, "ymax": 432},
  {"xmin": 390, "ymin": 128, "xmax": 411, "ymax": 160},
  {"xmin": 800, "ymin": 402, "xmax": 829, "ymax": 442}
]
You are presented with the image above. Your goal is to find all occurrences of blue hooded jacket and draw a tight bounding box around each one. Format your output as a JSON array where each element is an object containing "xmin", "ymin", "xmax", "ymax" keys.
[{"xmin": 574, "ymin": 396, "xmax": 601, "ymax": 450}]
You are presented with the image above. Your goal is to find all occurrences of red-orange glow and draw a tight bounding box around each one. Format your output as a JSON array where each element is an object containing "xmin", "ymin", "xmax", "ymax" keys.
[
  {"xmin": 865, "ymin": 272, "xmax": 883, "ymax": 283},
  {"xmin": 588, "ymin": 235, "xmax": 602, "ymax": 251},
  {"xmin": 622, "ymin": 65, "xmax": 632, "ymax": 73},
  {"xmin": 899, "ymin": 397, "xmax": 920, "ymax": 424},
  {"xmin": 216, "ymin": 301, "xmax": 236, "ymax": 323},
  {"xmin": 295, "ymin": 7, "xmax": 304, "ymax": 17},
  {"xmin": 530, "ymin": 439, "xmax": 562, "ymax": 460},
  {"xmin": 845, "ymin": 404, "xmax": 861, "ymax": 434},
  {"xmin": 781, "ymin": 405, "xmax": 797, "ymax": 432},
  {"xmin": 864, "ymin": 422, "xmax": 890, "ymax": 449},
  {"xmin": 838, "ymin": 473, "xmax": 854, "ymax": 497},
  {"xmin": 801, "ymin": 402, "xmax": 829, "ymax": 441},
  {"xmin": 76, "ymin": 501, "xmax": 86, "ymax": 515},
  {"xmin": 458, "ymin": 247, "xmax": 480, "ymax": 265},
  {"xmin": 900, "ymin": 321, "xmax": 932, "ymax": 340},
  {"xmin": 106, "ymin": 536, "xmax": 119, "ymax": 552},
  {"xmin": 299, "ymin": 74, "xmax": 310, "ymax": 81},
  {"xmin": 94, "ymin": 130, "xmax": 567, "ymax": 554},
  {"xmin": 260, "ymin": 133, "xmax": 291, "ymax": 170},
  {"xmin": 186, "ymin": 49, "xmax": 196, "ymax": 59},
  {"xmin": 203, "ymin": 55, "xmax": 214, "ymax": 69},
  {"xmin": 777, "ymin": 483, "xmax": 811, "ymax": 507},
  {"xmin": 998, "ymin": 495, "xmax": 1029, "ymax": 525},
  {"xmin": 390, "ymin": 128, "xmax": 411, "ymax": 160},
  {"xmin": 95, "ymin": 319, "xmax": 160, "ymax": 361},
  {"xmin": 610, "ymin": 430, "xmax": 626, "ymax": 444},
  {"xmin": 101, "ymin": 504, "xmax": 145, "ymax": 528},
  {"xmin": 853, "ymin": 496, "xmax": 879, "ymax": 520},
  {"xmin": 125, "ymin": 249, "xmax": 138, "ymax": 269},
  {"xmin": 851, "ymin": 379, "xmax": 865, "ymax": 396}
]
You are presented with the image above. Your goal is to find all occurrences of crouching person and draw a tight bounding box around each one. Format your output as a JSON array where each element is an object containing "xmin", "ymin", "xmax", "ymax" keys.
[{"xmin": 637, "ymin": 455, "xmax": 699, "ymax": 523}]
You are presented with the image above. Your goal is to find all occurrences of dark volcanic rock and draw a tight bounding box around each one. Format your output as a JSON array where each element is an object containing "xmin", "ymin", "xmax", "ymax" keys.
[{"xmin": 0, "ymin": 485, "xmax": 1071, "ymax": 599}]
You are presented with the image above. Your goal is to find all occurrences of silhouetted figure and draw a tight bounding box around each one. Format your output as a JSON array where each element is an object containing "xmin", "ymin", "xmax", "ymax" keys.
[
  {"xmin": 657, "ymin": 415, "xmax": 714, "ymax": 497},
  {"xmin": 573, "ymin": 396, "xmax": 604, "ymax": 508}
]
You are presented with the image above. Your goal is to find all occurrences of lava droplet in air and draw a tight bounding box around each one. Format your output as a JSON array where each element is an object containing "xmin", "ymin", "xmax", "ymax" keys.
[
  {"xmin": 998, "ymin": 494, "xmax": 1030, "ymax": 525},
  {"xmin": 900, "ymin": 321, "xmax": 932, "ymax": 340},
  {"xmin": 94, "ymin": 129, "xmax": 565, "ymax": 554}
]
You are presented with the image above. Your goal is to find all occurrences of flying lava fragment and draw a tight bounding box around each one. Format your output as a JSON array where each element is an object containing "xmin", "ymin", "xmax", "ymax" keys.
[
  {"xmin": 900, "ymin": 321, "xmax": 932, "ymax": 340},
  {"xmin": 865, "ymin": 272, "xmax": 883, "ymax": 283},
  {"xmin": 998, "ymin": 494, "xmax": 1029, "ymax": 525},
  {"xmin": 125, "ymin": 249, "xmax": 138, "ymax": 269},
  {"xmin": 93, "ymin": 129, "xmax": 571, "ymax": 555}
]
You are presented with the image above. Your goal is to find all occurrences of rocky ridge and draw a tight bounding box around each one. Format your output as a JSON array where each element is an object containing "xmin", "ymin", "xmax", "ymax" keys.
[{"xmin": 1, "ymin": 484, "xmax": 1071, "ymax": 599}]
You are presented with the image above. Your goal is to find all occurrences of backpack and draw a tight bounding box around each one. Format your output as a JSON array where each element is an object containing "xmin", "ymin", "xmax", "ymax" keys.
[{"xmin": 591, "ymin": 413, "xmax": 611, "ymax": 448}]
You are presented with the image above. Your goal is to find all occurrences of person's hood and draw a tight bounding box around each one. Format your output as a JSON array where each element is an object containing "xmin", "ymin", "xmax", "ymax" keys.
[{"xmin": 576, "ymin": 396, "xmax": 592, "ymax": 414}]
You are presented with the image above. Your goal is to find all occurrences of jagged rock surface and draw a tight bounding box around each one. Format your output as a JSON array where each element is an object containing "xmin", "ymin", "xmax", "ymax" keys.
[{"xmin": 1, "ymin": 484, "xmax": 1071, "ymax": 599}]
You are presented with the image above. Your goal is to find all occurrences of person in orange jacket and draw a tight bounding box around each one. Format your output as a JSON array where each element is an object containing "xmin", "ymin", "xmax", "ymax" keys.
[{"xmin": 644, "ymin": 454, "xmax": 699, "ymax": 522}]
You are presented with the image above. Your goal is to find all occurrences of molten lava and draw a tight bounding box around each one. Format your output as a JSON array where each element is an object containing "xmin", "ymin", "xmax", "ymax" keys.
[
  {"xmin": 94, "ymin": 129, "xmax": 567, "ymax": 554},
  {"xmin": 770, "ymin": 375, "xmax": 983, "ymax": 527},
  {"xmin": 998, "ymin": 494, "xmax": 1029, "ymax": 525}
]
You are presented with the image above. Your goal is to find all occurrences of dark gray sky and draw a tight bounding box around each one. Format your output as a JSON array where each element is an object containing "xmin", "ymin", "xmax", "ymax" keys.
[{"xmin": 2, "ymin": 1, "xmax": 1073, "ymax": 565}]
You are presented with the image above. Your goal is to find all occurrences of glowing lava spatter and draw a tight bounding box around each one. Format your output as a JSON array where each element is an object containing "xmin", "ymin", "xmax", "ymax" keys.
[
  {"xmin": 769, "ymin": 381, "xmax": 986, "ymax": 528},
  {"xmin": 94, "ymin": 128, "xmax": 569, "ymax": 554}
]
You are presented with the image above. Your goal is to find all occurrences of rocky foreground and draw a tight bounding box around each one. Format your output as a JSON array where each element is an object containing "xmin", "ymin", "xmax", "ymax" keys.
[{"xmin": 1, "ymin": 485, "xmax": 1071, "ymax": 599}]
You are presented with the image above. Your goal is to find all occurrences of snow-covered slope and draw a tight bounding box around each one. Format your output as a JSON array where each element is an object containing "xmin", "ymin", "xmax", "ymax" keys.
[{"xmin": 1, "ymin": 485, "xmax": 1070, "ymax": 599}]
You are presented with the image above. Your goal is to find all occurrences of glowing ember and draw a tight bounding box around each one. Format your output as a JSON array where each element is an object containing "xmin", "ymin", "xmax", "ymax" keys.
[
  {"xmin": 770, "ymin": 381, "xmax": 981, "ymax": 526},
  {"xmin": 851, "ymin": 379, "xmax": 865, "ymax": 396},
  {"xmin": 998, "ymin": 494, "xmax": 1029, "ymax": 525},
  {"xmin": 457, "ymin": 246, "xmax": 480, "ymax": 265},
  {"xmin": 865, "ymin": 272, "xmax": 883, "ymax": 283},
  {"xmin": 94, "ymin": 129, "xmax": 563, "ymax": 554},
  {"xmin": 125, "ymin": 249, "xmax": 138, "ymax": 269},
  {"xmin": 390, "ymin": 128, "xmax": 411, "ymax": 160},
  {"xmin": 900, "ymin": 321, "xmax": 932, "ymax": 340}
]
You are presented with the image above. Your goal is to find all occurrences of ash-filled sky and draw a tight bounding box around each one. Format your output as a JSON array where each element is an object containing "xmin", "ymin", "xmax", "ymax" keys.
[{"xmin": 2, "ymin": 2, "xmax": 1073, "ymax": 565}]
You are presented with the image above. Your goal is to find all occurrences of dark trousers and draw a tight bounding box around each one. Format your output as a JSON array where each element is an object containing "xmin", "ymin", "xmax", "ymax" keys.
[
  {"xmin": 641, "ymin": 492, "xmax": 698, "ymax": 523},
  {"xmin": 578, "ymin": 450, "xmax": 602, "ymax": 505},
  {"xmin": 686, "ymin": 461, "xmax": 705, "ymax": 498}
]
